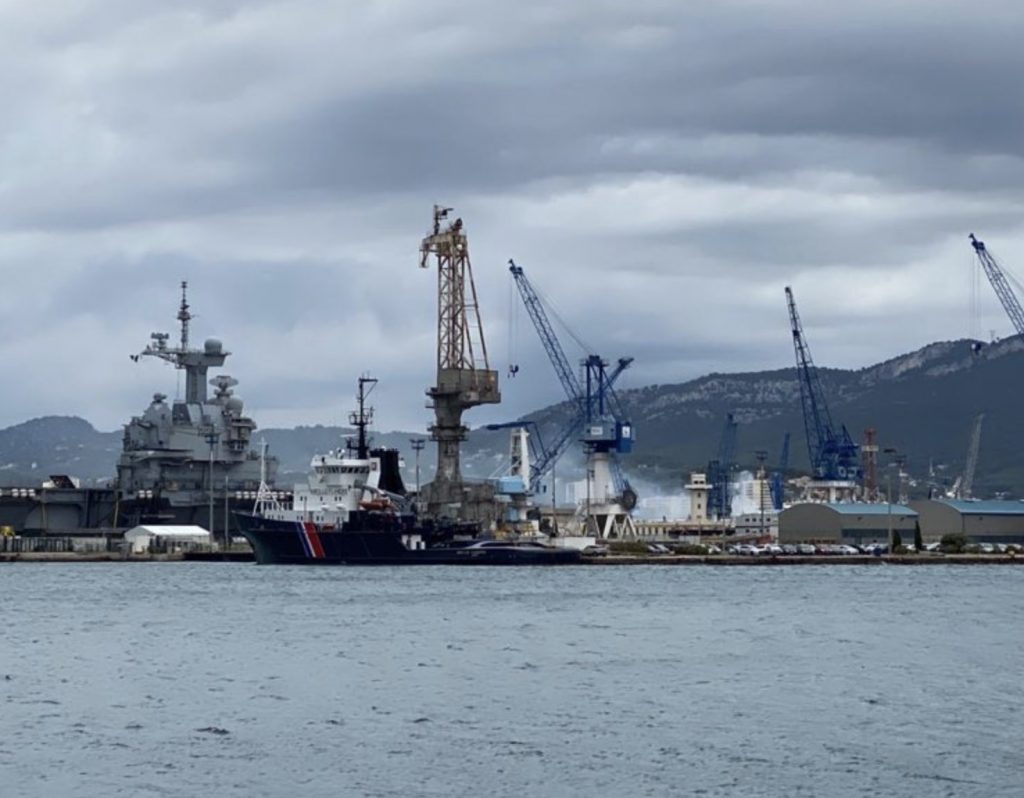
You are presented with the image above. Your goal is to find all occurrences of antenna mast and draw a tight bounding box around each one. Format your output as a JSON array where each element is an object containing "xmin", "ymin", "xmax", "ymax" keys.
[
  {"xmin": 349, "ymin": 376, "xmax": 377, "ymax": 460},
  {"xmin": 178, "ymin": 281, "xmax": 191, "ymax": 352},
  {"xmin": 135, "ymin": 282, "xmax": 228, "ymax": 404}
]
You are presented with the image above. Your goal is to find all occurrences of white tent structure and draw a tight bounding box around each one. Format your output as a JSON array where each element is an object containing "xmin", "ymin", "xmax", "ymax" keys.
[{"xmin": 124, "ymin": 525, "xmax": 211, "ymax": 554}]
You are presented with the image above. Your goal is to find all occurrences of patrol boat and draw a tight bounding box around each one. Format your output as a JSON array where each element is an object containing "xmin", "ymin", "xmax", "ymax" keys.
[{"xmin": 234, "ymin": 377, "xmax": 580, "ymax": 566}]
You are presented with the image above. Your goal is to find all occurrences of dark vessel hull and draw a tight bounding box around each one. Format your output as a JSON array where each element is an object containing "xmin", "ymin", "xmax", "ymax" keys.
[
  {"xmin": 0, "ymin": 488, "xmax": 267, "ymax": 537},
  {"xmin": 235, "ymin": 512, "xmax": 581, "ymax": 566}
]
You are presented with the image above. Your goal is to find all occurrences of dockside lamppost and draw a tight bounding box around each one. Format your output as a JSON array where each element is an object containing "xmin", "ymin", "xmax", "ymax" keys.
[
  {"xmin": 883, "ymin": 447, "xmax": 903, "ymax": 554},
  {"xmin": 755, "ymin": 450, "xmax": 768, "ymax": 538},
  {"xmin": 410, "ymin": 438, "xmax": 426, "ymax": 496},
  {"xmin": 206, "ymin": 430, "xmax": 219, "ymax": 539}
]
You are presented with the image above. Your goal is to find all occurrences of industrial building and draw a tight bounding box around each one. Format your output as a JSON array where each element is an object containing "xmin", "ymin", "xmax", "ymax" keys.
[
  {"xmin": 910, "ymin": 499, "xmax": 1024, "ymax": 544},
  {"xmin": 779, "ymin": 502, "xmax": 917, "ymax": 545}
]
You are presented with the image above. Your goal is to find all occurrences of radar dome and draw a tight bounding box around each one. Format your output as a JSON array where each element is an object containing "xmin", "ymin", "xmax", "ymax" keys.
[
  {"xmin": 227, "ymin": 397, "xmax": 244, "ymax": 414},
  {"xmin": 204, "ymin": 338, "xmax": 223, "ymax": 354}
]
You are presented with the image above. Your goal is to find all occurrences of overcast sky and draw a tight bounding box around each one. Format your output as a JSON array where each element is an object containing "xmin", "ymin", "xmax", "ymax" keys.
[{"xmin": 2, "ymin": 0, "xmax": 1023, "ymax": 434}]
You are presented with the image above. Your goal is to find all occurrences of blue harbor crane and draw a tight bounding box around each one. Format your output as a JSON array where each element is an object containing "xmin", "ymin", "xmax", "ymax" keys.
[
  {"xmin": 785, "ymin": 286, "xmax": 862, "ymax": 482},
  {"xmin": 492, "ymin": 260, "xmax": 636, "ymax": 511},
  {"xmin": 969, "ymin": 234, "xmax": 1024, "ymax": 336},
  {"xmin": 486, "ymin": 355, "xmax": 633, "ymax": 494},
  {"xmin": 706, "ymin": 412, "xmax": 738, "ymax": 520},
  {"xmin": 769, "ymin": 431, "xmax": 790, "ymax": 511}
]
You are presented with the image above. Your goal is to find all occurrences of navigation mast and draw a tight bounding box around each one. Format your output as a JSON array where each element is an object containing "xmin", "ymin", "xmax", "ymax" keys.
[
  {"xmin": 135, "ymin": 281, "xmax": 228, "ymax": 404},
  {"xmin": 348, "ymin": 376, "xmax": 377, "ymax": 460}
]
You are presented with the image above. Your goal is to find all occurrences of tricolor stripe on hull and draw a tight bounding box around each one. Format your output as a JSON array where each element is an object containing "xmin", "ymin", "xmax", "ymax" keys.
[
  {"xmin": 296, "ymin": 521, "xmax": 326, "ymax": 559},
  {"xmin": 304, "ymin": 521, "xmax": 326, "ymax": 559}
]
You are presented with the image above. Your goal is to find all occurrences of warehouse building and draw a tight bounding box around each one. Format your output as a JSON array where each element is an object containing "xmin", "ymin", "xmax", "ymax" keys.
[
  {"xmin": 910, "ymin": 499, "xmax": 1024, "ymax": 544},
  {"xmin": 779, "ymin": 502, "xmax": 918, "ymax": 545}
]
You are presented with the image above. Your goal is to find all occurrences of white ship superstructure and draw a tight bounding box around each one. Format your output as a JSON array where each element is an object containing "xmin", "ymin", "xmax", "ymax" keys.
[{"xmin": 254, "ymin": 376, "xmax": 400, "ymax": 527}]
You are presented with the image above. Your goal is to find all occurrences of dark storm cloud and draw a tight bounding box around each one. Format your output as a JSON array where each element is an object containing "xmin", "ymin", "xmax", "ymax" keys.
[{"xmin": 0, "ymin": 0, "xmax": 1022, "ymax": 433}]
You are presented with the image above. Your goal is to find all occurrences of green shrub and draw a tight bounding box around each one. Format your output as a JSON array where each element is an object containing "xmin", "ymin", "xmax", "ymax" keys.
[
  {"xmin": 672, "ymin": 544, "xmax": 711, "ymax": 555},
  {"xmin": 940, "ymin": 533, "xmax": 969, "ymax": 553},
  {"xmin": 608, "ymin": 540, "xmax": 651, "ymax": 555}
]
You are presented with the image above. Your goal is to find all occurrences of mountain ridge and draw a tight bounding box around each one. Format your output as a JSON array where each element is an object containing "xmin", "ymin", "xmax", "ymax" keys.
[{"xmin": 1, "ymin": 336, "xmax": 1020, "ymax": 497}]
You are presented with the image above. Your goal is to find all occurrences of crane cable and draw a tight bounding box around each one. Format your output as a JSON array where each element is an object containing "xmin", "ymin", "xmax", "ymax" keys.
[
  {"xmin": 970, "ymin": 248, "xmax": 979, "ymax": 342},
  {"xmin": 507, "ymin": 278, "xmax": 519, "ymax": 378},
  {"xmin": 506, "ymin": 263, "xmax": 594, "ymax": 379}
]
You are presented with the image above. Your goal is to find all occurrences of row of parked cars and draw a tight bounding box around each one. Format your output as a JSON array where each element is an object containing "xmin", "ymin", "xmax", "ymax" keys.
[
  {"xmin": 958, "ymin": 542, "xmax": 1022, "ymax": 554},
  {"xmin": 723, "ymin": 542, "xmax": 1023, "ymax": 556},
  {"xmin": 724, "ymin": 543, "xmax": 844, "ymax": 556},
  {"xmin": 586, "ymin": 541, "xmax": 1024, "ymax": 557}
]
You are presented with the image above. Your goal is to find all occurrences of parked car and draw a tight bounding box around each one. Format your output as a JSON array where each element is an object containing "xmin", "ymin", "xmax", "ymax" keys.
[
  {"xmin": 646, "ymin": 543, "xmax": 671, "ymax": 555},
  {"xmin": 835, "ymin": 544, "xmax": 861, "ymax": 555},
  {"xmin": 796, "ymin": 543, "xmax": 817, "ymax": 555},
  {"xmin": 735, "ymin": 544, "xmax": 762, "ymax": 556},
  {"xmin": 582, "ymin": 545, "xmax": 609, "ymax": 557},
  {"xmin": 763, "ymin": 544, "xmax": 783, "ymax": 556}
]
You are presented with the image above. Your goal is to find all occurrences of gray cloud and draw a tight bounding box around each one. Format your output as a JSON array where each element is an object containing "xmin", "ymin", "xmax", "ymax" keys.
[{"xmin": 0, "ymin": 0, "xmax": 1021, "ymax": 439}]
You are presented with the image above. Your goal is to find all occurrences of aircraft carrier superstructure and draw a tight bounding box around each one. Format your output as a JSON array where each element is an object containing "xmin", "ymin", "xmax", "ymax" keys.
[
  {"xmin": 118, "ymin": 281, "xmax": 274, "ymax": 508},
  {"xmin": 0, "ymin": 283, "xmax": 280, "ymax": 537}
]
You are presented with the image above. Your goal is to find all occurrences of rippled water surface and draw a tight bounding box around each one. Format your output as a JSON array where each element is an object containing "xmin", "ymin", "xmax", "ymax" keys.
[{"xmin": 2, "ymin": 563, "xmax": 1022, "ymax": 797}]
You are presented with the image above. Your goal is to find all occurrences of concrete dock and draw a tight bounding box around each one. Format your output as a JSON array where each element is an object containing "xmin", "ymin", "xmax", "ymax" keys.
[{"xmin": 2, "ymin": 552, "xmax": 1021, "ymax": 565}]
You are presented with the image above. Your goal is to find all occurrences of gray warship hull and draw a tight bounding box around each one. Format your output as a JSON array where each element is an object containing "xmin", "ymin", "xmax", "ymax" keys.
[
  {"xmin": 0, "ymin": 486, "xmax": 292, "ymax": 538},
  {"xmin": 0, "ymin": 283, "xmax": 281, "ymax": 539}
]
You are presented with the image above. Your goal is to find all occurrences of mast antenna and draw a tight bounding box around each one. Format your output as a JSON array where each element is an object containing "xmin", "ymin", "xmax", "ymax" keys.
[
  {"xmin": 178, "ymin": 281, "xmax": 191, "ymax": 352},
  {"xmin": 254, "ymin": 439, "xmax": 280, "ymax": 514},
  {"xmin": 349, "ymin": 376, "xmax": 378, "ymax": 459}
]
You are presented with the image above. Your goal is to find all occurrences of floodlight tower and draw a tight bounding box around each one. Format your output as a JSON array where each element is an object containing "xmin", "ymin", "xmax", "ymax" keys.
[{"xmin": 419, "ymin": 206, "xmax": 500, "ymax": 519}]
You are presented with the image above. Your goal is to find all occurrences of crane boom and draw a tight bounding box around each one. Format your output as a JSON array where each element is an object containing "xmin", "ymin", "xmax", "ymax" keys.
[
  {"xmin": 503, "ymin": 262, "xmax": 634, "ymax": 497},
  {"xmin": 509, "ymin": 260, "xmax": 585, "ymax": 413},
  {"xmin": 960, "ymin": 413, "xmax": 984, "ymax": 499},
  {"xmin": 785, "ymin": 286, "xmax": 861, "ymax": 481},
  {"xmin": 969, "ymin": 234, "xmax": 1024, "ymax": 336}
]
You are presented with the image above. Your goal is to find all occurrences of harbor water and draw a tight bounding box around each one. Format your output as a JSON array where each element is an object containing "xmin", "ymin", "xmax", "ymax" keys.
[{"xmin": 2, "ymin": 564, "xmax": 1022, "ymax": 797}]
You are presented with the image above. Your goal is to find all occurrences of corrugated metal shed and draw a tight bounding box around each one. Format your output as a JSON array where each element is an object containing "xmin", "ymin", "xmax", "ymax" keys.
[
  {"xmin": 937, "ymin": 500, "xmax": 1024, "ymax": 516},
  {"xmin": 822, "ymin": 503, "xmax": 917, "ymax": 516},
  {"xmin": 910, "ymin": 499, "xmax": 1024, "ymax": 542},
  {"xmin": 779, "ymin": 502, "xmax": 917, "ymax": 543}
]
